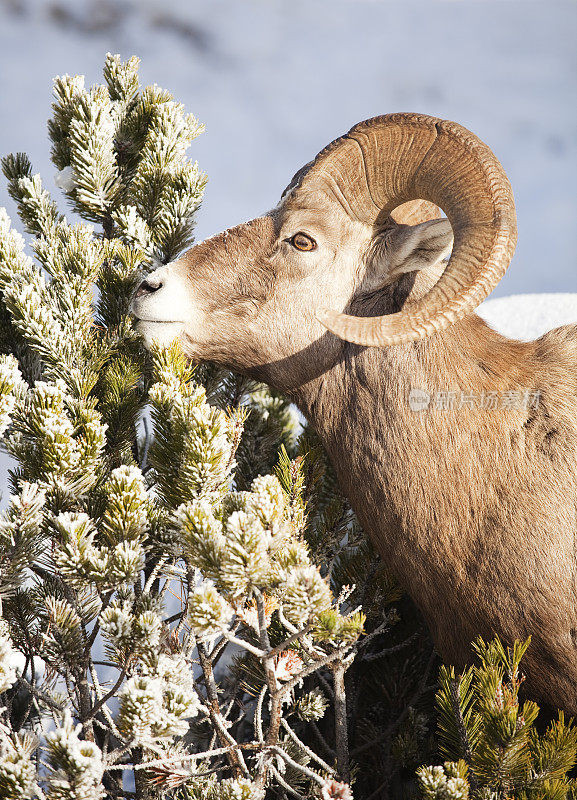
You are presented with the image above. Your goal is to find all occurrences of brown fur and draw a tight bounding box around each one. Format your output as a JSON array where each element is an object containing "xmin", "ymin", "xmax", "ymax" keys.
[{"xmin": 294, "ymin": 287, "xmax": 577, "ymax": 714}]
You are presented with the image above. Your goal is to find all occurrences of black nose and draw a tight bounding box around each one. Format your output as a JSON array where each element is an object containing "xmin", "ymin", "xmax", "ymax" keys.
[{"xmin": 135, "ymin": 278, "xmax": 163, "ymax": 299}]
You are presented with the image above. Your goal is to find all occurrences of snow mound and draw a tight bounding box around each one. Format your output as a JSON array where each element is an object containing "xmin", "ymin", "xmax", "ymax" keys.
[{"xmin": 478, "ymin": 293, "xmax": 577, "ymax": 342}]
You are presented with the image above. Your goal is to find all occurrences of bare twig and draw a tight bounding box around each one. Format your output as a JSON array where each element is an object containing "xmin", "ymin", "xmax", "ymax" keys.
[
  {"xmin": 270, "ymin": 765, "xmax": 307, "ymax": 799},
  {"xmin": 254, "ymin": 588, "xmax": 284, "ymax": 790},
  {"xmin": 281, "ymin": 718, "xmax": 335, "ymax": 775},
  {"xmin": 143, "ymin": 557, "xmax": 169, "ymax": 594},
  {"xmin": 89, "ymin": 660, "xmax": 122, "ymax": 739},
  {"xmin": 85, "ymin": 665, "xmax": 129, "ymax": 724},
  {"xmin": 16, "ymin": 676, "xmax": 65, "ymax": 714},
  {"xmin": 197, "ymin": 640, "xmax": 249, "ymax": 777},
  {"xmin": 332, "ymin": 661, "xmax": 350, "ymax": 782},
  {"xmin": 277, "ymin": 647, "xmax": 349, "ymax": 700},
  {"xmin": 361, "ymin": 630, "xmax": 420, "ymax": 662},
  {"xmin": 221, "ymin": 630, "xmax": 266, "ymax": 658},
  {"xmin": 310, "ymin": 720, "xmax": 337, "ymax": 762},
  {"xmin": 268, "ymin": 745, "xmax": 327, "ymax": 787},
  {"xmin": 267, "ymin": 624, "xmax": 313, "ymax": 660},
  {"xmin": 254, "ymin": 684, "xmax": 266, "ymax": 743},
  {"xmin": 106, "ymin": 742, "xmax": 260, "ymax": 771}
]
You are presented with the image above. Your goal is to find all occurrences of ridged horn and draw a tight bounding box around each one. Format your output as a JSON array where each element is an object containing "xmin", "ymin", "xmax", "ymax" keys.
[{"xmin": 288, "ymin": 113, "xmax": 517, "ymax": 347}]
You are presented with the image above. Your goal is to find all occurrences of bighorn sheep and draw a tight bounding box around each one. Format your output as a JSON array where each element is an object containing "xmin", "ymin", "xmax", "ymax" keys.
[{"xmin": 132, "ymin": 114, "xmax": 577, "ymax": 714}]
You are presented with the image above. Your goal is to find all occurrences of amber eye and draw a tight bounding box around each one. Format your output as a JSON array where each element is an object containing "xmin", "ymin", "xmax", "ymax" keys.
[{"xmin": 290, "ymin": 232, "xmax": 317, "ymax": 252}]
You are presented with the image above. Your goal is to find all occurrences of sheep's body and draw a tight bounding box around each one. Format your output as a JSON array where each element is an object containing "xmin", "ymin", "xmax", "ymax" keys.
[{"xmin": 290, "ymin": 287, "xmax": 577, "ymax": 713}]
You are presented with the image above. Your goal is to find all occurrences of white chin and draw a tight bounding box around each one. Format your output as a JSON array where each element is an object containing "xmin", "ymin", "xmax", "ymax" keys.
[{"xmin": 135, "ymin": 321, "xmax": 185, "ymax": 349}]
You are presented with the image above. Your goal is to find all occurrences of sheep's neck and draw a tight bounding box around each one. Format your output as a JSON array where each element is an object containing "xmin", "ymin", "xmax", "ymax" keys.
[{"xmin": 289, "ymin": 315, "xmax": 538, "ymax": 621}]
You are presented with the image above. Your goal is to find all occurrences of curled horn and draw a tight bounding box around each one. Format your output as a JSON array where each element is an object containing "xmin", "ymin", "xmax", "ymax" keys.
[{"xmin": 289, "ymin": 113, "xmax": 517, "ymax": 347}]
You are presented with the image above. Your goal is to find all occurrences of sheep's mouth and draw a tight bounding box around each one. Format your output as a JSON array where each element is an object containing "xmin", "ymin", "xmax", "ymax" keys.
[{"xmin": 132, "ymin": 318, "xmax": 186, "ymax": 349}]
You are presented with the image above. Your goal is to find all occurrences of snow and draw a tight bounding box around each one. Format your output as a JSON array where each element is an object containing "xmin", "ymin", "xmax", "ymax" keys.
[
  {"xmin": 0, "ymin": 0, "xmax": 575, "ymax": 298},
  {"xmin": 478, "ymin": 292, "xmax": 577, "ymax": 341}
]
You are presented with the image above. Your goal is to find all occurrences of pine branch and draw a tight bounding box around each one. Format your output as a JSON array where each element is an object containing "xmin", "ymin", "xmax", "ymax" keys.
[{"xmin": 449, "ymin": 677, "xmax": 479, "ymax": 795}]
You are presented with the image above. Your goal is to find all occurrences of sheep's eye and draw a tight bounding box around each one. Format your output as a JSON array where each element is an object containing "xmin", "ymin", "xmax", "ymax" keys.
[{"xmin": 289, "ymin": 232, "xmax": 316, "ymax": 252}]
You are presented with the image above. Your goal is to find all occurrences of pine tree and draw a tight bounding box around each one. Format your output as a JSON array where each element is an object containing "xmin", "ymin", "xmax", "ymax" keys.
[
  {"xmin": 418, "ymin": 637, "xmax": 577, "ymax": 800},
  {"xmin": 0, "ymin": 53, "xmax": 414, "ymax": 800}
]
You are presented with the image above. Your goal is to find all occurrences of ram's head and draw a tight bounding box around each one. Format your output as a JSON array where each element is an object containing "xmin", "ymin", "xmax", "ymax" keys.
[{"xmin": 132, "ymin": 114, "xmax": 516, "ymax": 388}]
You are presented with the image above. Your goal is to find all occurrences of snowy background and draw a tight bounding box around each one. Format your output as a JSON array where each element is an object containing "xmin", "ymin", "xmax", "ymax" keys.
[
  {"xmin": 0, "ymin": 0, "xmax": 574, "ymax": 745},
  {"xmin": 0, "ymin": 0, "xmax": 575, "ymax": 298}
]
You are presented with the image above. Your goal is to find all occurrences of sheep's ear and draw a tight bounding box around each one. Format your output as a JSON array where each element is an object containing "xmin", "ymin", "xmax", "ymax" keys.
[
  {"xmin": 387, "ymin": 218, "xmax": 453, "ymax": 277},
  {"xmin": 366, "ymin": 218, "xmax": 453, "ymax": 291}
]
